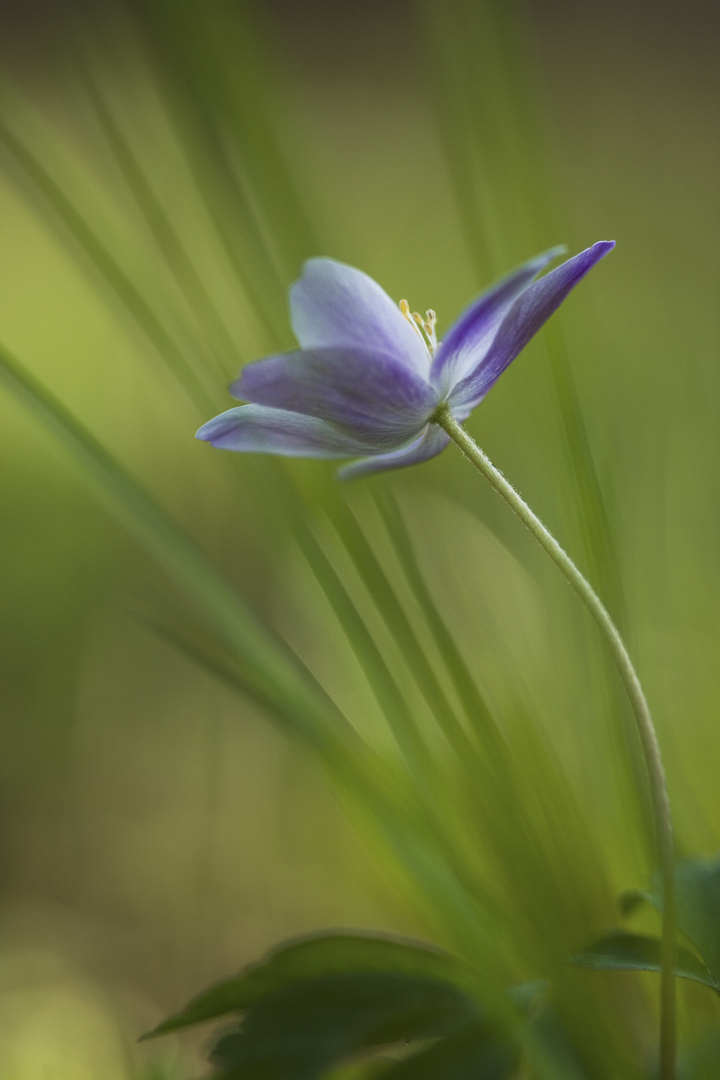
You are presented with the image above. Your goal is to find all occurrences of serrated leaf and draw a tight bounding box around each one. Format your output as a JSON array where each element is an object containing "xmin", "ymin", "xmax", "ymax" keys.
[
  {"xmin": 380, "ymin": 1018, "xmax": 519, "ymax": 1079},
  {"xmin": 570, "ymin": 931, "xmax": 717, "ymax": 992},
  {"xmin": 616, "ymin": 855, "xmax": 720, "ymax": 986},
  {"xmin": 617, "ymin": 888, "xmax": 654, "ymax": 918},
  {"xmin": 673, "ymin": 857, "xmax": 720, "ymax": 985},
  {"xmin": 143, "ymin": 932, "xmax": 485, "ymax": 1038},
  {"xmin": 208, "ymin": 972, "xmax": 479, "ymax": 1080}
]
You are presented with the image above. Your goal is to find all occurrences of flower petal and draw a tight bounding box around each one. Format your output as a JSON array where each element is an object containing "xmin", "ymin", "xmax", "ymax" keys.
[
  {"xmin": 290, "ymin": 258, "xmax": 431, "ymax": 376},
  {"xmin": 234, "ymin": 348, "xmax": 437, "ymax": 447},
  {"xmin": 431, "ymin": 246, "xmax": 565, "ymax": 395},
  {"xmin": 448, "ymin": 241, "xmax": 615, "ymax": 410},
  {"xmin": 337, "ymin": 424, "xmax": 449, "ymax": 480},
  {"xmin": 196, "ymin": 405, "xmax": 384, "ymax": 458}
]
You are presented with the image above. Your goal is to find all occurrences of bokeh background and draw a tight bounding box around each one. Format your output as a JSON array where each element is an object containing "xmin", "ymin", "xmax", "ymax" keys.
[{"xmin": 0, "ymin": 0, "xmax": 718, "ymax": 1076}]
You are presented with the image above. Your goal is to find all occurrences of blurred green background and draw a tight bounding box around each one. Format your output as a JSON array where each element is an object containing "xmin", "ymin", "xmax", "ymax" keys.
[{"xmin": 0, "ymin": 0, "xmax": 718, "ymax": 1075}]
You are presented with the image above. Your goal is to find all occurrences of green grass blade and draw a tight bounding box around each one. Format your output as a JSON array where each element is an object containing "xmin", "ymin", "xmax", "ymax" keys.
[
  {"xmin": 418, "ymin": 0, "xmax": 626, "ymax": 623},
  {"xmin": 100, "ymin": 7, "xmax": 289, "ymax": 344},
  {"xmin": 321, "ymin": 490, "xmax": 472, "ymax": 761},
  {"xmin": 0, "ymin": 117, "xmax": 217, "ymax": 412},
  {"xmin": 0, "ymin": 343, "xmax": 521, "ymax": 980},
  {"xmin": 0, "ymin": 342, "xmax": 354, "ymax": 761},
  {"xmin": 126, "ymin": 0, "xmax": 318, "ymax": 277},
  {"xmin": 374, "ymin": 489, "xmax": 502, "ymax": 753},
  {"xmin": 80, "ymin": 67, "xmax": 242, "ymax": 382},
  {"xmin": 291, "ymin": 519, "xmax": 433, "ymax": 778}
]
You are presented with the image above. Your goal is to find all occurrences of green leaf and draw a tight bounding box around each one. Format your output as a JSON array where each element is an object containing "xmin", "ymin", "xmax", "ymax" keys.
[
  {"xmin": 380, "ymin": 1019, "xmax": 520, "ymax": 1079},
  {"xmin": 673, "ymin": 857, "xmax": 720, "ymax": 986},
  {"xmin": 143, "ymin": 932, "xmax": 486, "ymax": 1038},
  {"xmin": 570, "ymin": 931, "xmax": 718, "ymax": 992},
  {"xmin": 617, "ymin": 855, "xmax": 720, "ymax": 986},
  {"xmin": 207, "ymin": 973, "xmax": 480, "ymax": 1080},
  {"xmin": 616, "ymin": 888, "xmax": 654, "ymax": 918}
]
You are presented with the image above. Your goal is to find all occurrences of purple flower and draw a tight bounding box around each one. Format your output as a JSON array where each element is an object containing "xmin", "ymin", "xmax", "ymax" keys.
[{"xmin": 197, "ymin": 242, "xmax": 614, "ymax": 479}]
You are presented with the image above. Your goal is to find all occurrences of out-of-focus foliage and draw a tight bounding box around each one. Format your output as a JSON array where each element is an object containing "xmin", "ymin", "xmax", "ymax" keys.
[{"xmin": 0, "ymin": 0, "xmax": 718, "ymax": 1076}]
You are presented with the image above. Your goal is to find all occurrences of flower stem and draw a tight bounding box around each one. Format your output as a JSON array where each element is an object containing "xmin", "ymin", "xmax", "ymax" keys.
[{"xmin": 433, "ymin": 405, "xmax": 676, "ymax": 1080}]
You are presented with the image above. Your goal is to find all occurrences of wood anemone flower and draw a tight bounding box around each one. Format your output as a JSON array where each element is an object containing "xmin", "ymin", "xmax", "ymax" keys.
[{"xmin": 197, "ymin": 242, "xmax": 614, "ymax": 479}]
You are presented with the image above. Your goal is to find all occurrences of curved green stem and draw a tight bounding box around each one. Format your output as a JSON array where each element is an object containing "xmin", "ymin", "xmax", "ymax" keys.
[{"xmin": 433, "ymin": 404, "xmax": 676, "ymax": 1080}]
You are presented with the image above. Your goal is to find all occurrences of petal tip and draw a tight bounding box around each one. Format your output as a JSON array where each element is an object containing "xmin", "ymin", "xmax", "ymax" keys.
[
  {"xmin": 229, "ymin": 373, "xmax": 247, "ymax": 401},
  {"xmin": 296, "ymin": 255, "xmax": 344, "ymax": 281},
  {"xmin": 335, "ymin": 463, "xmax": 358, "ymax": 482}
]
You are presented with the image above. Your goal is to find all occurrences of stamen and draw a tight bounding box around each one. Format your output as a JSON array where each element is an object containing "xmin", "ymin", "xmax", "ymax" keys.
[
  {"xmin": 399, "ymin": 299, "xmax": 424, "ymax": 341},
  {"xmin": 399, "ymin": 299, "xmax": 438, "ymax": 357},
  {"xmin": 423, "ymin": 309, "xmax": 438, "ymax": 353}
]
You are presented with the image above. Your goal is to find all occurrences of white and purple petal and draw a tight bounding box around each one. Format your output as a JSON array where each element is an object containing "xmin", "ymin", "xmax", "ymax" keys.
[
  {"xmin": 448, "ymin": 241, "xmax": 615, "ymax": 411},
  {"xmin": 336, "ymin": 424, "xmax": 449, "ymax": 480},
  {"xmin": 196, "ymin": 404, "xmax": 386, "ymax": 458},
  {"xmin": 431, "ymin": 246, "xmax": 564, "ymax": 396},
  {"xmin": 290, "ymin": 258, "xmax": 431, "ymax": 377},
  {"xmin": 234, "ymin": 347, "xmax": 437, "ymax": 447}
]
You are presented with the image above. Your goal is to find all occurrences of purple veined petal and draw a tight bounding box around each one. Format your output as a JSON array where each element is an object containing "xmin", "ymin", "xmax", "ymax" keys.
[
  {"xmin": 234, "ymin": 347, "xmax": 438, "ymax": 447},
  {"xmin": 196, "ymin": 404, "xmax": 387, "ymax": 458},
  {"xmin": 449, "ymin": 241, "xmax": 615, "ymax": 411},
  {"xmin": 431, "ymin": 245, "xmax": 565, "ymax": 396},
  {"xmin": 290, "ymin": 258, "xmax": 432, "ymax": 377},
  {"xmin": 337, "ymin": 424, "xmax": 450, "ymax": 480}
]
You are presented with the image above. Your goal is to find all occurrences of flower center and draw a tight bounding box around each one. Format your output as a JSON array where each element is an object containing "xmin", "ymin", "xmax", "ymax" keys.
[{"xmin": 399, "ymin": 299, "xmax": 438, "ymax": 358}]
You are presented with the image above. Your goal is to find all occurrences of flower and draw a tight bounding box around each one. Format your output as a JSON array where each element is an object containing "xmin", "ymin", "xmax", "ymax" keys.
[{"xmin": 197, "ymin": 242, "xmax": 614, "ymax": 479}]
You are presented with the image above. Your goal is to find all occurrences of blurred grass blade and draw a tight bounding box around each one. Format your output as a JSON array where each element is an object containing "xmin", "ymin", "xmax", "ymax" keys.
[
  {"xmin": 262, "ymin": 501, "xmax": 513, "ymax": 927},
  {"xmin": 418, "ymin": 0, "xmax": 626, "ymax": 616},
  {"xmin": 138, "ymin": 611, "xmax": 307, "ymax": 728},
  {"xmin": 86, "ymin": 3, "xmax": 290, "ymax": 343},
  {"xmin": 0, "ymin": 343, "xmax": 520, "ymax": 981},
  {"xmin": 539, "ymin": 322, "xmax": 627, "ymax": 627},
  {"xmin": 321, "ymin": 492, "xmax": 473, "ymax": 761},
  {"xmin": 417, "ymin": 0, "xmax": 651, "ymax": 861},
  {"xmin": 418, "ymin": 0, "xmax": 504, "ymax": 279},
  {"xmin": 217, "ymin": 458, "xmax": 446, "ymax": 782},
  {"xmin": 0, "ymin": 341, "xmax": 359, "ymax": 765},
  {"xmin": 80, "ymin": 67, "xmax": 241, "ymax": 381},
  {"xmin": 291, "ymin": 519, "xmax": 434, "ymax": 778},
  {"xmin": 126, "ymin": 0, "xmax": 318, "ymax": 278},
  {"xmin": 0, "ymin": 116, "xmax": 217, "ymax": 413},
  {"xmin": 374, "ymin": 489, "xmax": 503, "ymax": 751}
]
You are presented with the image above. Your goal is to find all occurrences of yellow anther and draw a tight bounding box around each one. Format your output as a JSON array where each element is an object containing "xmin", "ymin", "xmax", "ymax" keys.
[
  {"xmin": 400, "ymin": 299, "xmax": 424, "ymax": 340},
  {"xmin": 399, "ymin": 298, "xmax": 438, "ymax": 356}
]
